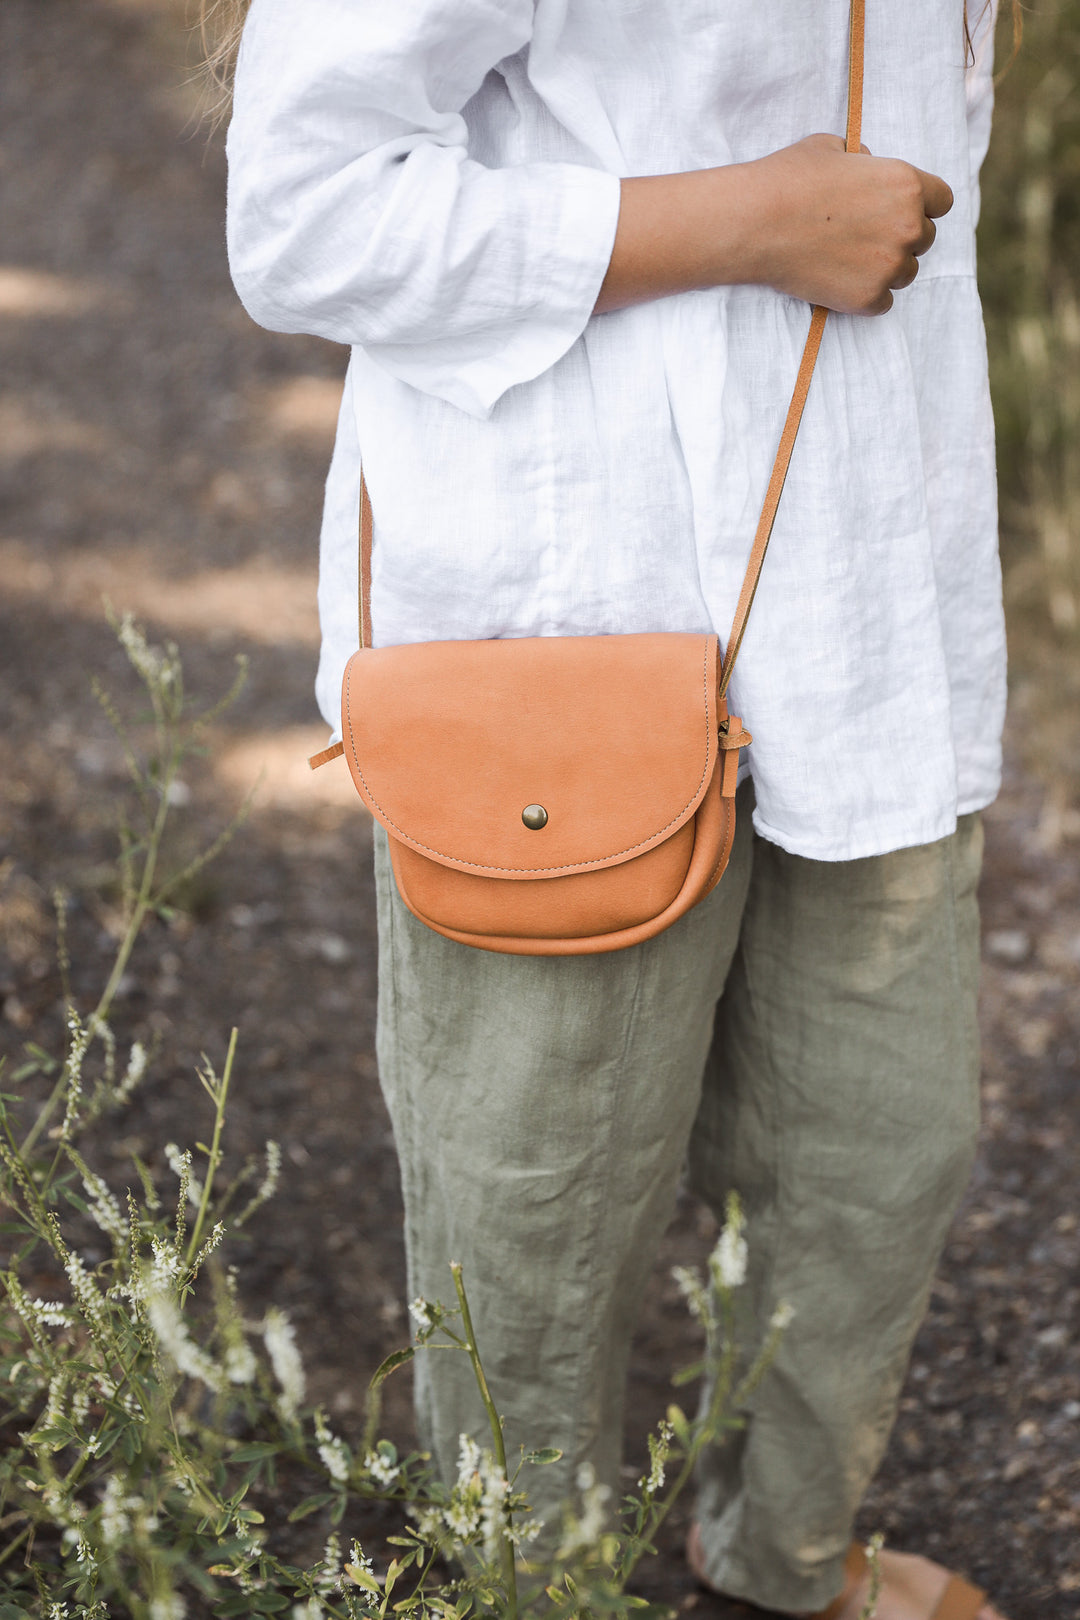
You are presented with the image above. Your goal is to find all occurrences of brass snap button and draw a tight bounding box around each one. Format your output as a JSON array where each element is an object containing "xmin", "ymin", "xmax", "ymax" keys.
[{"xmin": 521, "ymin": 804, "xmax": 548, "ymax": 830}]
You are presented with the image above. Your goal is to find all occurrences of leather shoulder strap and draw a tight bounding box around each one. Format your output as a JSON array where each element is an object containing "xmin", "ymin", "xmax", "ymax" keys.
[
  {"xmin": 718, "ymin": 0, "xmax": 864, "ymax": 700},
  {"xmin": 357, "ymin": 0, "xmax": 865, "ymax": 681},
  {"xmin": 359, "ymin": 469, "xmax": 373, "ymax": 650}
]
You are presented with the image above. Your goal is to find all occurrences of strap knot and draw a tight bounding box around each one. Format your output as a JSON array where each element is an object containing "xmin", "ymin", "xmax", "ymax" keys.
[{"xmin": 718, "ymin": 717, "xmax": 752, "ymax": 750}]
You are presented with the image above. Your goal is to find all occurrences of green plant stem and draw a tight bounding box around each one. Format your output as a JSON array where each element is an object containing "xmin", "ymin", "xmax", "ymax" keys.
[
  {"xmin": 185, "ymin": 1027, "xmax": 238, "ymax": 1267},
  {"xmin": 19, "ymin": 757, "xmax": 177, "ymax": 1162},
  {"xmin": 450, "ymin": 1261, "xmax": 517, "ymax": 1620},
  {"xmin": 0, "ymin": 1522, "xmax": 31, "ymax": 1570},
  {"xmin": 619, "ymin": 1309, "xmax": 740, "ymax": 1587}
]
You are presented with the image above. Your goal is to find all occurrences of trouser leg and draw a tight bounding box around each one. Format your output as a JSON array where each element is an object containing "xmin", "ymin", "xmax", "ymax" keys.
[
  {"xmin": 688, "ymin": 813, "xmax": 984, "ymax": 1614},
  {"xmin": 372, "ymin": 787, "xmax": 754, "ymax": 1537}
]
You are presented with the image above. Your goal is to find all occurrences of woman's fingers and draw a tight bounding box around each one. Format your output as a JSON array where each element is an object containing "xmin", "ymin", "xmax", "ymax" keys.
[
  {"xmin": 916, "ymin": 215, "xmax": 937, "ymax": 255},
  {"xmin": 889, "ymin": 255, "xmax": 920, "ymax": 291},
  {"xmin": 913, "ymin": 165, "xmax": 953, "ymax": 219}
]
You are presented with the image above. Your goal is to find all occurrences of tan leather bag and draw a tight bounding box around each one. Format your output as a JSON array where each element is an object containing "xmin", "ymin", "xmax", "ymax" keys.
[{"xmin": 312, "ymin": 0, "xmax": 864, "ymax": 956}]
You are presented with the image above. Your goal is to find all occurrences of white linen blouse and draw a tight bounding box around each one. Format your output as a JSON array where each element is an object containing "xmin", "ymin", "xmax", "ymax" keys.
[{"xmin": 226, "ymin": 0, "xmax": 1005, "ymax": 861}]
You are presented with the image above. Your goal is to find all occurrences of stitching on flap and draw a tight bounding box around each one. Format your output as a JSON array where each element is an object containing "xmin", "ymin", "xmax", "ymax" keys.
[{"xmin": 344, "ymin": 640, "xmax": 714, "ymax": 875}]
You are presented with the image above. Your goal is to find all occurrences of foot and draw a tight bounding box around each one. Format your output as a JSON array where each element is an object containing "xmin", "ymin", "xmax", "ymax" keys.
[{"xmin": 685, "ymin": 1526, "xmax": 1008, "ymax": 1620}]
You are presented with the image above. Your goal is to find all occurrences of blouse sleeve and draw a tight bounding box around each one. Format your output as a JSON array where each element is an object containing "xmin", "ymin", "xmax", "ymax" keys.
[
  {"xmin": 225, "ymin": 0, "xmax": 622, "ymax": 419},
  {"xmin": 964, "ymin": 0, "xmax": 996, "ymax": 229}
]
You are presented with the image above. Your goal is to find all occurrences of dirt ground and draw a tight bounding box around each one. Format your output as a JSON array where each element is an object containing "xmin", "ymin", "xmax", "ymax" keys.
[{"xmin": 1, "ymin": 2, "xmax": 1079, "ymax": 1615}]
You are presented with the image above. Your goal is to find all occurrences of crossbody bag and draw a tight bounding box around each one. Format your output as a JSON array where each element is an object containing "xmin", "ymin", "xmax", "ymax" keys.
[{"xmin": 311, "ymin": 0, "xmax": 865, "ymax": 956}]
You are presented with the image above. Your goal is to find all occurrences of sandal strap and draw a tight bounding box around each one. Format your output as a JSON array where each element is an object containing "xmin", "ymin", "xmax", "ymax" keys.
[
  {"xmin": 807, "ymin": 1544, "xmax": 869, "ymax": 1620},
  {"xmin": 932, "ymin": 1574, "xmax": 988, "ymax": 1620}
]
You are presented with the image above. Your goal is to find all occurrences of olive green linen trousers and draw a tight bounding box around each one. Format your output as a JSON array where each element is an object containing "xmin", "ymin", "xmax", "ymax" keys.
[{"xmin": 372, "ymin": 783, "xmax": 983, "ymax": 1613}]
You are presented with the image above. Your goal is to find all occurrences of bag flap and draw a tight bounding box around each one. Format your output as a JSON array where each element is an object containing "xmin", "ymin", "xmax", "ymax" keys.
[{"xmin": 341, "ymin": 632, "xmax": 720, "ymax": 878}]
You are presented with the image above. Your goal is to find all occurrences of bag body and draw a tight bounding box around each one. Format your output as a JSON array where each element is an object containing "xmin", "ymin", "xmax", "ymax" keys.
[
  {"xmin": 311, "ymin": 0, "xmax": 865, "ymax": 956},
  {"xmin": 339, "ymin": 631, "xmax": 748, "ymax": 955}
]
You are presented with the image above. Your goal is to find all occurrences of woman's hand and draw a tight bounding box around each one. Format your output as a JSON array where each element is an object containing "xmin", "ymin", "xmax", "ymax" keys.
[
  {"xmin": 743, "ymin": 133, "xmax": 953, "ymax": 314},
  {"xmin": 594, "ymin": 135, "xmax": 953, "ymax": 316}
]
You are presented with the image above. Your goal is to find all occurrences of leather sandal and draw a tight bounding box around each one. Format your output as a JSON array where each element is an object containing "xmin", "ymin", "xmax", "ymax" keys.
[
  {"xmin": 807, "ymin": 1543, "xmax": 988, "ymax": 1620},
  {"xmin": 686, "ymin": 1526, "xmax": 992, "ymax": 1620}
]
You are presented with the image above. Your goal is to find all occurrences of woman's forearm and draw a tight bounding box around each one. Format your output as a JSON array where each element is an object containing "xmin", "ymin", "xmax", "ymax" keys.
[{"xmin": 594, "ymin": 133, "xmax": 953, "ymax": 318}]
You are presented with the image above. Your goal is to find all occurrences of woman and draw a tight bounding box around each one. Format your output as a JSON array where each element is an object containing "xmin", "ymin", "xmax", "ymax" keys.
[{"xmin": 221, "ymin": 1, "xmax": 1013, "ymax": 1614}]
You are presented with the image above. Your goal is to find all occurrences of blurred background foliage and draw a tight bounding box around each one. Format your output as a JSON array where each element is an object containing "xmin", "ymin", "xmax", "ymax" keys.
[{"xmin": 980, "ymin": 0, "xmax": 1080, "ymax": 809}]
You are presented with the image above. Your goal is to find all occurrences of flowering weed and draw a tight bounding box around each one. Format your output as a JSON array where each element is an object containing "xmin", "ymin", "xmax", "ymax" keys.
[{"xmin": 0, "ymin": 622, "xmax": 802, "ymax": 1619}]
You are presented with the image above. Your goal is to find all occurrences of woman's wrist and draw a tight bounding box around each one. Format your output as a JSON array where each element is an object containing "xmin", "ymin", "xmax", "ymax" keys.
[{"xmin": 593, "ymin": 163, "xmax": 763, "ymax": 314}]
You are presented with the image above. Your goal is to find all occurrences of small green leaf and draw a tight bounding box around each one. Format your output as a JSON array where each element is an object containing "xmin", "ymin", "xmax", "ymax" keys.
[
  {"xmin": 666, "ymin": 1403, "xmax": 691, "ymax": 1444},
  {"xmin": 229, "ymin": 1442, "xmax": 281, "ymax": 1462},
  {"xmin": 234, "ymin": 1508, "xmax": 265, "ymax": 1524},
  {"xmin": 345, "ymin": 1564, "xmax": 382, "ymax": 1594},
  {"xmin": 370, "ymin": 1346, "xmax": 415, "ymax": 1388},
  {"xmin": 286, "ymin": 1492, "xmax": 337, "ymax": 1523},
  {"xmin": 671, "ymin": 1361, "xmax": 705, "ymax": 1387},
  {"xmin": 522, "ymin": 1447, "xmax": 563, "ymax": 1465}
]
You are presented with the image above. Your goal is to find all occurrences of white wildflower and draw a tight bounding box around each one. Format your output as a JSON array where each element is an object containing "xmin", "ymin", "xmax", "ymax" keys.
[
  {"xmin": 364, "ymin": 1447, "xmax": 400, "ymax": 1487},
  {"xmin": 100, "ymin": 1476, "xmax": 131, "ymax": 1547},
  {"xmin": 60, "ymin": 1009, "xmax": 91, "ymax": 1138},
  {"xmin": 557, "ymin": 1461, "xmax": 612, "ymax": 1559},
  {"xmin": 408, "ymin": 1297, "xmax": 435, "ymax": 1334},
  {"xmin": 81, "ymin": 1168, "xmax": 127, "ymax": 1245},
  {"xmin": 263, "ymin": 1308, "xmax": 306, "ymax": 1419},
  {"xmin": 478, "ymin": 1453, "xmax": 510, "ymax": 1559},
  {"xmin": 507, "ymin": 1518, "xmax": 544, "ymax": 1549},
  {"xmin": 456, "ymin": 1434, "xmax": 481, "ymax": 1485},
  {"xmin": 145, "ymin": 1286, "xmax": 225, "ymax": 1391},
  {"xmin": 671, "ymin": 1264, "xmax": 708, "ymax": 1322},
  {"xmin": 444, "ymin": 1494, "xmax": 481, "ymax": 1540},
  {"xmin": 638, "ymin": 1419, "xmax": 673, "ymax": 1496},
  {"xmin": 409, "ymin": 1504, "xmax": 445, "ymax": 1543},
  {"xmin": 149, "ymin": 1238, "xmax": 182, "ymax": 1286},
  {"xmin": 258, "ymin": 1140, "xmax": 282, "ymax": 1203},
  {"xmin": 40, "ymin": 1370, "xmax": 68, "ymax": 1439},
  {"xmin": 43, "ymin": 1486, "xmax": 85, "ymax": 1531},
  {"xmin": 192, "ymin": 1221, "xmax": 226, "ymax": 1268},
  {"xmin": 148, "ymin": 1598, "xmax": 186, "ymax": 1620},
  {"xmin": 114, "ymin": 1039, "xmax": 148, "ymax": 1104},
  {"xmin": 117, "ymin": 613, "xmax": 164, "ymax": 684},
  {"xmin": 223, "ymin": 1339, "xmax": 257, "ymax": 1385},
  {"xmin": 770, "ymin": 1300, "xmax": 796, "ymax": 1332},
  {"xmin": 710, "ymin": 1216, "xmax": 748, "ymax": 1292},
  {"xmin": 444, "ymin": 1436, "xmax": 483, "ymax": 1538},
  {"xmin": 48, "ymin": 1605, "xmax": 70, "ymax": 1620},
  {"xmin": 314, "ymin": 1410, "xmax": 350, "ymax": 1483},
  {"xmin": 164, "ymin": 1144, "xmax": 203, "ymax": 1207},
  {"xmin": 347, "ymin": 1540, "xmax": 375, "ymax": 1579},
  {"xmin": 317, "ymin": 1532, "xmax": 342, "ymax": 1594},
  {"xmin": 444, "ymin": 1436, "xmax": 504, "ymax": 1547},
  {"xmin": 64, "ymin": 1252, "xmax": 109, "ymax": 1332},
  {"xmin": 29, "ymin": 1299, "xmax": 73, "ymax": 1329}
]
